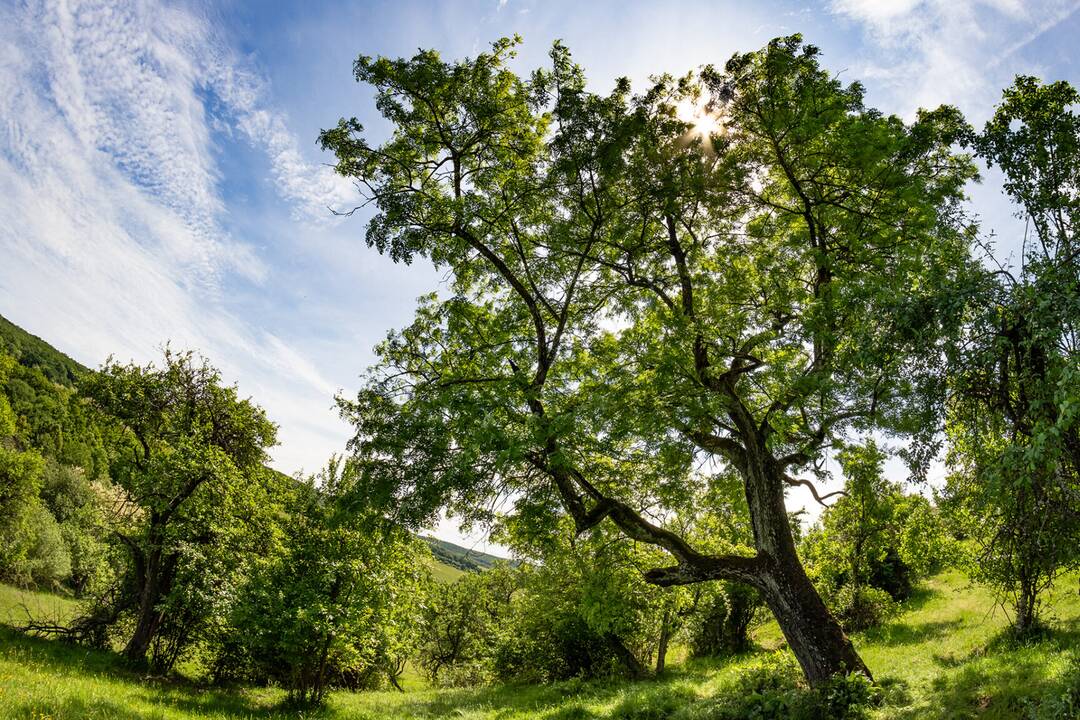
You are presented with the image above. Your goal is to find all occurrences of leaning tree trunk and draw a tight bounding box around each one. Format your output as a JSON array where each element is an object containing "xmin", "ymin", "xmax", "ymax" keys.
[
  {"xmin": 744, "ymin": 452, "xmax": 869, "ymax": 685},
  {"xmin": 124, "ymin": 574, "xmax": 165, "ymax": 663}
]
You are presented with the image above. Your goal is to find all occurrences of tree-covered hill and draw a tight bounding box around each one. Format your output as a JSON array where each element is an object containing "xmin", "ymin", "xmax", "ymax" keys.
[
  {"xmin": 421, "ymin": 536, "xmax": 510, "ymax": 573},
  {"xmin": 0, "ymin": 313, "xmax": 87, "ymax": 386},
  {"xmin": 0, "ymin": 312, "xmax": 482, "ymax": 588}
]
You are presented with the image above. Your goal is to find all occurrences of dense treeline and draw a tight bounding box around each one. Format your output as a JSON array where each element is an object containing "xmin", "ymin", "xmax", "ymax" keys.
[{"xmin": 1, "ymin": 31, "xmax": 1078, "ymax": 718}]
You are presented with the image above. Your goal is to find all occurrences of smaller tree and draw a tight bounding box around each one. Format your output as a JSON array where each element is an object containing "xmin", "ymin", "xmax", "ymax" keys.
[
  {"xmin": 417, "ymin": 563, "xmax": 518, "ymax": 686},
  {"xmin": 224, "ymin": 458, "xmax": 428, "ymax": 705},
  {"xmin": 802, "ymin": 441, "xmax": 949, "ymax": 630},
  {"xmin": 73, "ymin": 349, "xmax": 277, "ymax": 669},
  {"xmin": 679, "ymin": 469, "xmax": 765, "ymax": 660},
  {"xmin": 945, "ymin": 76, "xmax": 1080, "ymax": 636}
]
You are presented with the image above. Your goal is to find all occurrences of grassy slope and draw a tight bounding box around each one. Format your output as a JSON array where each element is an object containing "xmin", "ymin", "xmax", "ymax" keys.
[
  {"xmin": 1, "ymin": 570, "xmax": 1077, "ymax": 719},
  {"xmin": 426, "ymin": 556, "xmax": 467, "ymax": 583},
  {"xmin": 421, "ymin": 536, "xmax": 511, "ymax": 573}
]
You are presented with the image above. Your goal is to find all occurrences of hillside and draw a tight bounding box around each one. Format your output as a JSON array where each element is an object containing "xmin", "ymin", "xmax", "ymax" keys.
[
  {"xmin": 0, "ymin": 312, "xmax": 87, "ymax": 386},
  {"xmin": 2, "ymin": 569, "xmax": 1077, "ymax": 719},
  {"xmin": 421, "ymin": 536, "xmax": 511, "ymax": 573},
  {"xmin": 0, "ymin": 313, "xmax": 474, "ymax": 585}
]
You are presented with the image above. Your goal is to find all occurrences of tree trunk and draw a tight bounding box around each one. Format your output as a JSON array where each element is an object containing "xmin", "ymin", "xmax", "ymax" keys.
[
  {"xmin": 122, "ymin": 522, "xmax": 170, "ymax": 666},
  {"xmin": 605, "ymin": 633, "xmax": 648, "ymax": 680},
  {"xmin": 759, "ymin": 554, "xmax": 868, "ymax": 684},
  {"xmin": 1015, "ymin": 579, "xmax": 1039, "ymax": 636},
  {"xmin": 655, "ymin": 605, "xmax": 672, "ymax": 674},
  {"xmin": 123, "ymin": 581, "xmax": 163, "ymax": 664},
  {"xmin": 744, "ymin": 453, "xmax": 869, "ymax": 686}
]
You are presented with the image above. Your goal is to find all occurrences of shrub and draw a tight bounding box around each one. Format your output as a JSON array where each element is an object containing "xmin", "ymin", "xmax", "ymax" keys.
[
  {"xmin": 23, "ymin": 503, "xmax": 71, "ymax": 586},
  {"xmin": 832, "ymin": 585, "xmax": 898, "ymax": 633},
  {"xmin": 689, "ymin": 583, "xmax": 761, "ymax": 658},
  {"xmin": 0, "ymin": 446, "xmax": 44, "ymax": 580},
  {"xmin": 680, "ymin": 654, "xmax": 878, "ymax": 720}
]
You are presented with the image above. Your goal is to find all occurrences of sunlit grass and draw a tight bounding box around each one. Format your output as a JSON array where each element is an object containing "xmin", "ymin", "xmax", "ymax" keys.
[{"xmin": 1, "ymin": 569, "xmax": 1077, "ymax": 719}]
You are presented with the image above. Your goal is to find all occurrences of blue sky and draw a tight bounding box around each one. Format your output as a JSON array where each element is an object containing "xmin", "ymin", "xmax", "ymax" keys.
[{"xmin": 2, "ymin": 0, "xmax": 1078, "ymax": 549}]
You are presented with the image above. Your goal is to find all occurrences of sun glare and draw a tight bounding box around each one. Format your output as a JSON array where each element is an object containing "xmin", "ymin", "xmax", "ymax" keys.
[{"xmin": 675, "ymin": 98, "xmax": 723, "ymax": 143}]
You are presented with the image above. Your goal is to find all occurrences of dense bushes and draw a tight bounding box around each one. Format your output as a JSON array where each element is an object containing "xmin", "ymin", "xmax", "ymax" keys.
[
  {"xmin": 801, "ymin": 442, "xmax": 951, "ymax": 631},
  {"xmin": 688, "ymin": 583, "xmax": 759, "ymax": 658},
  {"xmin": 217, "ymin": 459, "xmax": 428, "ymax": 704},
  {"xmin": 0, "ymin": 353, "xmax": 113, "ymax": 593}
]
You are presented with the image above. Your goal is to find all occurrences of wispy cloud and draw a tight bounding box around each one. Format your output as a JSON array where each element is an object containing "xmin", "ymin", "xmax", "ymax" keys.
[
  {"xmin": 831, "ymin": 0, "xmax": 1080, "ymax": 122},
  {"xmin": 0, "ymin": 0, "xmax": 354, "ymax": 473}
]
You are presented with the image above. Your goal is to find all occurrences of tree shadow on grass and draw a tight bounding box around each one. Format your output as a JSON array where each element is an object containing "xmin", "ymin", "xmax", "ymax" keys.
[
  {"xmin": 861, "ymin": 619, "xmax": 964, "ymax": 648},
  {"xmin": 12, "ymin": 696, "xmax": 157, "ymax": 720},
  {"xmin": 885, "ymin": 622, "xmax": 1080, "ymax": 720},
  {"xmin": 366, "ymin": 680, "xmax": 616, "ymax": 720},
  {"xmin": 0, "ymin": 626, "xmax": 306, "ymax": 719},
  {"xmin": 2, "ymin": 624, "xmax": 665, "ymax": 720},
  {"xmin": 896, "ymin": 584, "xmax": 944, "ymax": 613},
  {"xmin": 0, "ymin": 624, "xmax": 128, "ymax": 678}
]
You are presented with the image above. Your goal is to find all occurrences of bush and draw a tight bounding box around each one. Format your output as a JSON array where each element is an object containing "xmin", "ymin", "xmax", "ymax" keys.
[
  {"xmin": 689, "ymin": 583, "xmax": 760, "ymax": 658},
  {"xmin": 680, "ymin": 654, "xmax": 878, "ymax": 720},
  {"xmin": 832, "ymin": 585, "xmax": 898, "ymax": 633},
  {"xmin": 0, "ymin": 446, "xmax": 44, "ymax": 580},
  {"xmin": 24, "ymin": 503, "xmax": 71, "ymax": 586}
]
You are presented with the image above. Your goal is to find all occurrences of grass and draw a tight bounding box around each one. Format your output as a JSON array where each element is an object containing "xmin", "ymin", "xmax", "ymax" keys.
[
  {"xmin": 425, "ymin": 557, "xmax": 467, "ymax": 584},
  {"xmin": 1, "ymin": 570, "xmax": 1077, "ymax": 719}
]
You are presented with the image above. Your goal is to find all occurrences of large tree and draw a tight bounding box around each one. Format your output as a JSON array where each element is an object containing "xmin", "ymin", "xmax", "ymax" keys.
[{"xmin": 321, "ymin": 36, "xmax": 973, "ymax": 684}]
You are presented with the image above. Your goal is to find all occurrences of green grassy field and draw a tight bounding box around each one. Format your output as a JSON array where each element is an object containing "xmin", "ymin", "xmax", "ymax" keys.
[{"xmin": 1, "ymin": 570, "xmax": 1077, "ymax": 719}]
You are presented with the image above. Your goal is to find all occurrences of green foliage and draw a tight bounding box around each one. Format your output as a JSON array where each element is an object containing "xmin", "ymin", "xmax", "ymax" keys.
[
  {"xmin": 68, "ymin": 349, "xmax": 280, "ymax": 670},
  {"xmin": 685, "ymin": 653, "xmax": 878, "ymax": 720},
  {"xmin": 21, "ymin": 503, "xmax": 71, "ymax": 587},
  {"xmin": 945, "ymin": 76, "xmax": 1080, "ymax": 635},
  {"xmin": 323, "ymin": 32, "xmax": 977, "ymax": 683},
  {"xmin": 688, "ymin": 582, "xmax": 760, "ymax": 658},
  {"xmin": 1, "ymin": 569, "xmax": 1080, "ymax": 719},
  {"xmin": 416, "ymin": 563, "xmax": 519, "ymax": 686},
  {"xmin": 0, "ymin": 444, "xmax": 45, "ymax": 582},
  {"xmin": 801, "ymin": 441, "xmax": 950, "ymax": 630},
  {"xmin": 0, "ymin": 313, "xmax": 87, "ymax": 387},
  {"xmin": 223, "ymin": 459, "xmax": 429, "ymax": 704},
  {"xmin": 1027, "ymin": 652, "xmax": 1080, "ymax": 720},
  {"xmin": 1, "ymin": 355, "xmax": 108, "ymax": 476}
]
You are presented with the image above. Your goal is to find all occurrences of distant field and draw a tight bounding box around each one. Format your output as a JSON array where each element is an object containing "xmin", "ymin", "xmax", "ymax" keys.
[
  {"xmin": 1, "ymin": 570, "xmax": 1077, "ymax": 719},
  {"xmin": 426, "ymin": 556, "xmax": 467, "ymax": 583}
]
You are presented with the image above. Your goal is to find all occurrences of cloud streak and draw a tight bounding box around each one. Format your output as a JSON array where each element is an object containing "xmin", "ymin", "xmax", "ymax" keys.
[
  {"xmin": 831, "ymin": 0, "xmax": 1080, "ymax": 122},
  {"xmin": 0, "ymin": 0, "xmax": 354, "ymax": 474}
]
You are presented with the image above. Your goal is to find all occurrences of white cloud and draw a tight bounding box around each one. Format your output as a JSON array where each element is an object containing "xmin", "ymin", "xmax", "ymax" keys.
[
  {"xmin": 0, "ymin": 0, "xmax": 357, "ymax": 475},
  {"xmin": 831, "ymin": 0, "xmax": 1080, "ymax": 122}
]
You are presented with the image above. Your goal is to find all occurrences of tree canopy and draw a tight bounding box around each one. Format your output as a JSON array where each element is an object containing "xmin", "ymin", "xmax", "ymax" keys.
[{"xmin": 321, "ymin": 35, "xmax": 977, "ymax": 684}]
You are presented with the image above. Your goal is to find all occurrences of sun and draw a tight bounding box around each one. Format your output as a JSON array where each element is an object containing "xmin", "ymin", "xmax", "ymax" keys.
[{"xmin": 675, "ymin": 98, "xmax": 723, "ymax": 142}]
